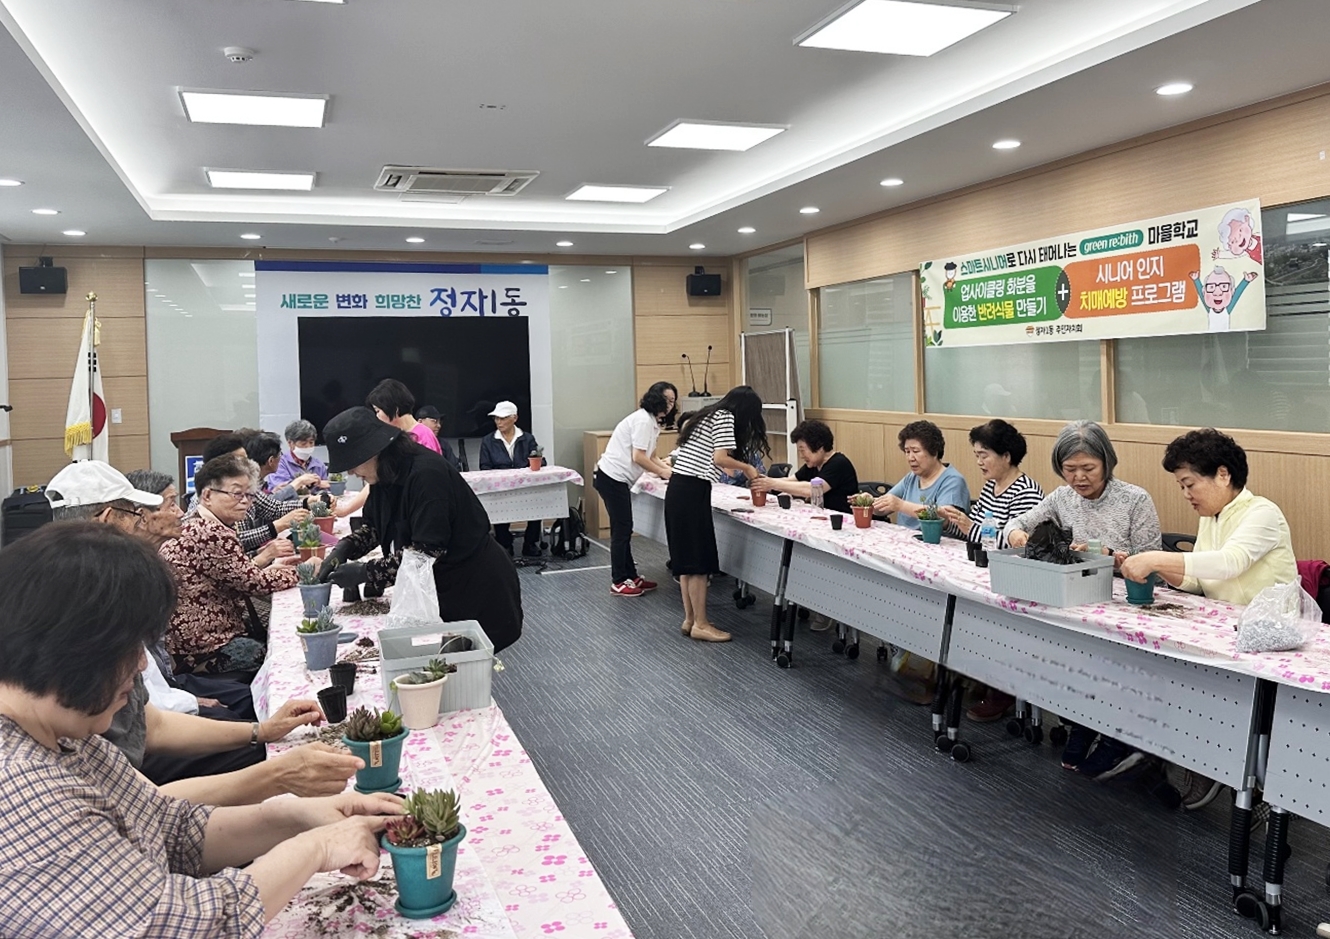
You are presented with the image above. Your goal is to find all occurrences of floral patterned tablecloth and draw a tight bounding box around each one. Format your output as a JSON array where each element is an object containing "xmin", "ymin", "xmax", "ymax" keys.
[
  {"xmin": 462, "ymin": 466, "xmax": 583, "ymax": 494},
  {"xmin": 254, "ymin": 590, "xmax": 632, "ymax": 939},
  {"xmin": 632, "ymin": 475, "xmax": 1330, "ymax": 691}
]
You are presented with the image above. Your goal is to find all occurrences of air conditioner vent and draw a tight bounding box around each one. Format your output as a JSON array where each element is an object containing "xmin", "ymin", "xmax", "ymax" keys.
[{"xmin": 374, "ymin": 165, "xmax": 537, "ymax": 197}]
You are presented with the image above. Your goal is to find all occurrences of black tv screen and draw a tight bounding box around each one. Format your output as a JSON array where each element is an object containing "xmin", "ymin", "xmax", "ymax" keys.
[{"xmin": 297, "ymin": 316, "xmax": 532, "ymax": 441}]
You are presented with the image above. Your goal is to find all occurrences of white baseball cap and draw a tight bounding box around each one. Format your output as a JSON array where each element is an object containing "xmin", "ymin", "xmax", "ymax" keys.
[
  {"xmin": 46, "ymin": 461, "xmax": 164, "ymax": 509},
  {"xmin": 488, "ymin": 401, "xmax": 518, "ymax": 418}
]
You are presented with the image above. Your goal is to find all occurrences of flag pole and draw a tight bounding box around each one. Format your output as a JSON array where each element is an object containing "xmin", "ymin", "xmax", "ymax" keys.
[{"xmin": 86, "ymin": 292, "xmax": 97, "ymax": 459}]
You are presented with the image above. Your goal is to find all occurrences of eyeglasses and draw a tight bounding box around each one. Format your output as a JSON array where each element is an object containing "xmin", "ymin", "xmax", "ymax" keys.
[
  {"xmin": 208, "ymin": 488, "xmax": 258, "ymax": 503},
  {"xmin": 108, "ymin": 506, "xmax": 146, "ymax": 527},
  {"xmin": 1203, "ymin": 282, "xmax": 1232, "ymax": 293}
]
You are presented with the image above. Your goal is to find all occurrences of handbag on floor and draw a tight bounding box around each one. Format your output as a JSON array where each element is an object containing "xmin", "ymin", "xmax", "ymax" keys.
[{"xmin": 549, "ymin": 501, "xmax": 589, "ymax": 560}]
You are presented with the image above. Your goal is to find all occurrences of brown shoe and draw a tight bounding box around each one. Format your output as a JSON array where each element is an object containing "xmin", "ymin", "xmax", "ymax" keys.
[
  {"xmin": 965, "ymin": 691, "xmax": 1015, "ymax": 723},
  {"xmin": 688, "ymin": 623, "xmax": 732, "ymax": 643}
]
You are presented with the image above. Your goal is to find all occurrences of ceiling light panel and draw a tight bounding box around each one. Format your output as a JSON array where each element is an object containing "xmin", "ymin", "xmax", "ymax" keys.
[
  {"xmin": 207, "ymin": 170, "xmax": 315, "ymax": 190},
  {"xmin": 798, "ymin": 0, "xmax": 1012, "ymax": 57},
  {"xmin": 181, "ymin": 91, "xmax": 327, "ymax": 127},
  {"xmin": 566, "ymin": 184, "xmax": 669, "ymax": 203},
  {"xmin": 647, "ymin": 120, "xmax": 786, "ymax": 152}
]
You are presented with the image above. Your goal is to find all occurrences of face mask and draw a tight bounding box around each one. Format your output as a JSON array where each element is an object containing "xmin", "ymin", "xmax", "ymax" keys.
[{"xmin": 293, "ymin": 447, "xmax": 315, "ymax": 460}]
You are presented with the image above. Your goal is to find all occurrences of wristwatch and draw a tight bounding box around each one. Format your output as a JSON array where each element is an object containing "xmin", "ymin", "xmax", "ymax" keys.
[{"xmin": 250, "ymin": 722, "xmax": 261, "ymax": 746}]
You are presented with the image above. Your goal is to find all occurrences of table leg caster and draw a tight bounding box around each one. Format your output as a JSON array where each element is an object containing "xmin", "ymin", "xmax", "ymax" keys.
[
  {"xmin": 950, "ymin": 742, "xmax": 971, "ymax": 763},
  {"xmin": 1049, "ymin": 725, "xmax": 1069, "ymax": 747},
  {"xmin": 1023, "ymin": 725, "xmax": 1043, "ymax": 745},
  {"xmin": 876, "ymin": 645, "xmax": 888, "ymax": 662},
  {"xmin": 831, "ymin": 638, "xmax": 846, "ymax": 654},
  {"xmin": 846, "ymin": 642, "xmax": 859, "ymax": 660},
  {"xmin": 776, "ymin": 651, "xmax": 792, "ymax": 669},
  {"xmin": 1005, "ymin": 717, "xmax": 1023, "ymax": 737},
  {"xmin": 935, "ymin": 734, "xmax": 954, "ymax": 753}
]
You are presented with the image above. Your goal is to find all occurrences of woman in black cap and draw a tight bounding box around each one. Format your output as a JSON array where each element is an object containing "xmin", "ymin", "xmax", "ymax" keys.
[{"xmin": 318, "ymin": 407, "xmax": 523, "ymax": 651}]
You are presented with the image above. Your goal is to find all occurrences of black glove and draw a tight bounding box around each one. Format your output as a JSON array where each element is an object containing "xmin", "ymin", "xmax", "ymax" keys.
[
  {"xmin": 329, "ymin": 561, "xmax": 367, "ymax": 588},
  {"xmin": 317, "ymin": 537, "xmax": 356, "ymax": 579}
]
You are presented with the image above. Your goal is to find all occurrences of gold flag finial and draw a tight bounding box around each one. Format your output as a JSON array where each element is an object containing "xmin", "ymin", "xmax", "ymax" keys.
[{"xmin": 86, "ymin": 291, "xmax": 97, "ymax": 303}]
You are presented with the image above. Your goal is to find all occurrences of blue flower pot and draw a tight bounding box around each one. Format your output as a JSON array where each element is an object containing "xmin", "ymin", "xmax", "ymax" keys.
[
  {"xmin": 299, "ymin": 582, "xmax": 333, "ymax": 618},
  {"xmin": 919, "ymin": 518, "xmax": 944, "ymax": 545},
  {"xmin": 382, "ymin": 824, "xmax": 466, "ymax": 918},
  {"xmin": 1125, "ymin": 573, "xmax": 1159, "ymax": 605},
  {"xmin": 300, "ymin": 626, "xmax": 340, "ymax": 671},
  {"xmin": 329, "ymin": 481, "xmax": 346, "ymax": 496},
  {"xmin": 342, "ymin": 728, "xmax": 408, "ymax": 793}
]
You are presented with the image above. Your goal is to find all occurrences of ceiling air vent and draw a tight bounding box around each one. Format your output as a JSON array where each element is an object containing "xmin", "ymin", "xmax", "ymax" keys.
[{"xmin": 374, "ymin": 166, "xmax": 537, "ymax": 197}]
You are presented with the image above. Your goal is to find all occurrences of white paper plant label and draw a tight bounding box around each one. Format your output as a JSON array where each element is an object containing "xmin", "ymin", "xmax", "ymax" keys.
[
  {"xmin": 426, "ymin": 844, "xmax": 442, "ymax": 879},
  {"xmin": 369, "ymin": 740, "xmax": 383, "ymax": 768}
]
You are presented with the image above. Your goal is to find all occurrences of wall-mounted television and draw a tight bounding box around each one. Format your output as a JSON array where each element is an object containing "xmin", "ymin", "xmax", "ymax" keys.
[{"xmin": 297, "ymin": 316, "xmax": 532, "ymax": 441}]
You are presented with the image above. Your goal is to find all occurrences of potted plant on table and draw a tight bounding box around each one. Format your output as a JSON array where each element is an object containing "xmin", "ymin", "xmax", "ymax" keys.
[
  {"xmin": 328, "ymin": 472, "xmax": 347, "ymax": 496},
  {"xmin": 391, "ymin": 658, "xmax": 457, "ymax": 730},
  {"xmin": 296, "ymin": 559, "xmax": 332, "ymax": 617},
  {"xmin": 297, "ymin": 606, "xmax": 340, "ymax": 671},
  {"xmin": 297, "ymin": 519, "xmax": 326, "ymax": 560},
  {"xmin": 849, "ymin": 492, "xmax": 875, "ymax": 529},
  {"xmin": 527, "ymin": 445, "xmax": 544, "ymax": 471},
  {"xmin": 310, "ymin": 498, "xmax": 335, "ymax": 536},
  {"xmin": 918, "ymin": 503, "xmax": 944, "ymax": 545},
  {"xmin": 383, "ymin": 789, "xmax": 467, "ymax": 918},
  {"xmin": 341, "ymin": 705, "xmax": 408, "ymax": 794}
]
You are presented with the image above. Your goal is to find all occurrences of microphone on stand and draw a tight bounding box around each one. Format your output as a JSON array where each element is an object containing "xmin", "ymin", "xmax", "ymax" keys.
[
  {"xmin": 682, "ymin": 353, "xmax": 702, "ymax": 397},
  {"xmin": 701, "ymin": 345, "xmax": 712, "ymax": 396}
]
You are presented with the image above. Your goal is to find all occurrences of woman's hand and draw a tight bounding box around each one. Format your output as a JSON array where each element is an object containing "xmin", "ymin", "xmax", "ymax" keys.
[
  {"xmin": 872, "ymin": 494, "xmax": 899, "ymax": 515},
  {"xmin": 255, "ymin": 538, "xmax": 294, "ymax": 568},
  {"xmin": 274, "ymin": 554, "xmax": 303, "ymax": 568},
  {"xmin": 276, "ymin": 508, "xmax": 310, "ymax": 533},
  {"xmin": 937, "ymin": 505, "xmax": 973, "ymax": 534},
  {"xmin": 749, "ymin": 476, "xmax": 773, "ymax": 494},
  {"xmin": 291, "ymin": 791, "xmax": 406, "ymax": 831},
  {"xmin": 292, "ymin": 473, "xmax": 323, "ymax": 492},
  {"xmin": 1007, "ymin": 529, "xmax": 1029, "ymax": 549},
  {"xmin": 259, "ymin": 699, "xmax": 325, "ymax": 743},
  {"xmin": 303, "ymin": 816, "xmax": 393, "ymax": 879}
]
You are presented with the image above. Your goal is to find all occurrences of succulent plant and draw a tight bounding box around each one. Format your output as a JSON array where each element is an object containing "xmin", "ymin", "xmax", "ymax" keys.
[
  {"xmin": 329, "ymin": 472, "xmax": 346, "ymax": 483},
  {"xmin": 345, "ymin": 705, "xmax": 402, "ymax": 742},
  {"xmin": 297, "ymin": 519, "xmax": 323, "ymax": 548},
  {"xmin": 393, "ymin": 657, "xmax": 457, "ymax": 688},
  {"xmin": 384, "ymin": 815, "xmax": 429, "ymax": 846},
  {"xmin": 917, "ymin": 503, "xmax": 941, "ymax": 521},
  {"xmin": 298, "ymin": 606, "xmax": 336, "ymax": 634},
  {"xmin": 296, "ymin": 560, "xmax": 320, "ymax": 586},
  {"xmin": 310, "ymin": 500, "xmax": 332, "ymax": 518},
  {"xmin": 849, "ymin": 492, "xmax": 876, "ymax": 509},
  {"xmin": 530, "ymin": 445, "xmax": 543, "ymax": 458},
  {"xmin": 385, "ymin": 789, "xmax": 461, "ymax": 846}
]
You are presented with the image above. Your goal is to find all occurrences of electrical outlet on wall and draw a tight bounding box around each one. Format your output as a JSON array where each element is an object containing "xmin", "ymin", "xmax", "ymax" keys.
[{"xmin": 111, "ymin": 408, "xmax": 123, "ymax": 425}]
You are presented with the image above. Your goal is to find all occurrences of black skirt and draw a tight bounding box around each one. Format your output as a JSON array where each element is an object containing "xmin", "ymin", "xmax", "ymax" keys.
[
  {"xmin": 433, "ymin": 537, "xmax": 524, "ymax": 652},
  {"xmin": 665, "ymin": 473, "xmax": 719, "ymax": 576}
]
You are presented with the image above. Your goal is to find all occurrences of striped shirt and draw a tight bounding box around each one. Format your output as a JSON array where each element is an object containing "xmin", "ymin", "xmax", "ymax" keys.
[
  {"xmin": 673, "ymin": 410, "xmax": 737, "ymax": 479},
  {"xmin": 965, "ymin": 474, "xmax": 1044, "ymax": 546},
  {"xmin": 1004, "ymin": 477, "xmax": 1162, "ymax": 555}
]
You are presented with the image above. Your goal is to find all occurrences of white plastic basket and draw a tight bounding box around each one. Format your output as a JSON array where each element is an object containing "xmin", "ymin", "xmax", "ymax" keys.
[
  {"xmin": 379, "ymin": 620, "xmax": 494, "ymax": 715},
  {"xmin": 987, "ymin": 548, "xmax": 1115, "ymax": 607}
]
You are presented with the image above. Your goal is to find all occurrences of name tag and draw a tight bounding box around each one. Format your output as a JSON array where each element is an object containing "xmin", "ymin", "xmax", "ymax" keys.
[
  {"xmin": 426, "ymin": 843, "xmax": 442, "ymax": 879},
  {"xmin": 369, "ymin": 740, "xmax": 383, "ymax": 767}
]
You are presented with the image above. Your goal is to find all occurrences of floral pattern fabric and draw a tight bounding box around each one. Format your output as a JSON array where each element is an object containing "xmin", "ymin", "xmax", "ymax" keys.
[{"xmin": 462, "ymin": 466, "xmax": 583, "ymax": 494}]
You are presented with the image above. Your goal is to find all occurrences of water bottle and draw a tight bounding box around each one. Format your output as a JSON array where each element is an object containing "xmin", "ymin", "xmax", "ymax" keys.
[
  {"xmin": 809, "ymin": 478, "xmax": 824, "ymax": 510},
  {"xmin": 979, "ymin": 510, "xmax": 997, "ymax": 553}
]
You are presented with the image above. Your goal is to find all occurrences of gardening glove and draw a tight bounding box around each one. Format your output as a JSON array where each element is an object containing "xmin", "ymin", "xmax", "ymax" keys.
[
  {"xmin": 319, "ymin": 537, "xmax": 357, "ymax": 578},
  {"xmin": 328, "ymin": 561, "xmax": 367, "ymax": 589}
]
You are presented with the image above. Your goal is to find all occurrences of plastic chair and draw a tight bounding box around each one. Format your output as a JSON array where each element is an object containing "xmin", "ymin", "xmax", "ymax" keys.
[
  {"xmin": 858, "ymin": 481, "xmax": 890, "ymax": 498},
  {"xmin": 1162, "ymin": 532, "xmax": 1196, "ymax": 552},
  {"xmin": 768, "ymin": 463, "xmax": 792, "ymax": 479}
]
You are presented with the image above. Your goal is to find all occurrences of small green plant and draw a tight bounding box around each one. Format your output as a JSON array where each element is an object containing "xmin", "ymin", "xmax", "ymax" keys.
[
  {"xmin": 310, "ymin": 500, "xmax": 332, "ymax": 518},
  {"xmin": 296, "ymin": 560, "xmax": 320, "ymax": 586},
  {"xmin": 298, "ymin": 606, "xmax": 336, "ymax": 634},
  {"xmin": 917, "ymin": 503, "xmax": 941, "ymax": 521},
  {"xmin": 328, "ymin": 472, "xmax": 346, "ymax": 483},
  {"xmin": 385, "ymin": 789, "xmax": 461, "ymax": 846},
  {"xmin": 345, "ymin": 705, "xmax": 403, "ymax": 742},
  {"xmin": 393, "ymin": 658, "xmax": 457, "ymax": 689},
  {"xmin": 849, "ymin": 492, "xmax": 875, "ymax": 509},
  {"xmin": 530, "ymin": 445, "xmax": 543, "ymax": 458},
  {"xmin": 297, "ymin": 519, "xmax": 322, "ymax": 548}
]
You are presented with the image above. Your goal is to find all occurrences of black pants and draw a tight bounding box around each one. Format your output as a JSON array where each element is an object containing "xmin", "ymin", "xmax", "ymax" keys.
[
  {"xmin": 593, "ymin": 470, "xmax": 636, "ymax": 584},
  {"xmin": 494, "ymin": 520, "xmax": 541, "ymax": 554},
  {"xmin": 435, "ymin": 537, "xmax": 524, "ymax": 652},
  {"xmin": 139, "ymin": 711, "xmax": 266, "ymax": 786}
]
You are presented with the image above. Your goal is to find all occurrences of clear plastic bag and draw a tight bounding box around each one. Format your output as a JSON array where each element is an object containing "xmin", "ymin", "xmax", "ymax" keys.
[
  {"xmin": 387, "ymin": 549, "xmax": 442, "ymax": 629},
  {"xmin": 1235, "ymin": 581, "xmax": 1322, "ymax": 653}
]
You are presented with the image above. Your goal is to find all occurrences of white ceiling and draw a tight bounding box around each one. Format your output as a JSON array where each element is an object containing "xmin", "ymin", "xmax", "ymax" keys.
[{"xmin": 0, "ymin": 0, "xmax": 1326, "ymax": 256}]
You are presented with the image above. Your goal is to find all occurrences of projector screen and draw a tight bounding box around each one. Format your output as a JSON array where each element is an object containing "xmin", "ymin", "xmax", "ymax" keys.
[{"xmin": 297, "ymin": 316, "xmax": 532, "ymax": 441}]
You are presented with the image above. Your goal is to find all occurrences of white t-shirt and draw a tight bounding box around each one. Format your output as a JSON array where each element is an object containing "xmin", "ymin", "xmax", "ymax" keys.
[
  {"xmin": 140, "ymin": 644, "xmax": 198, "ymax": 714},
  {"xmin": 596, "ymin": 409, "xmax": 661, "ymax": 484},
  {"xmin": 672, "ymin": 409, "xmax": 737, "ymax": 479}
]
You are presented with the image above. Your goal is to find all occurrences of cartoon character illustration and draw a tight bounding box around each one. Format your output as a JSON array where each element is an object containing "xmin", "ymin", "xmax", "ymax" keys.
[
  {"xmin": 1211, "ymin": 207, "xmax": 1263, "ymax": 263},
  {"xmin": 1191, "ymin": 265, "xmax": 1258, "ymax": 333},
  {"xmin": 943, "ymin": 261, "xmax": 958, "ymax": 291}
]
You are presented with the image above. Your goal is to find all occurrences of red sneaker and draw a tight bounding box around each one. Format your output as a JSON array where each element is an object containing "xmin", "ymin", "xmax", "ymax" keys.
[
  {"xmin": 610, "ymin": 580, "xmax": 644, "ymax": 597},
  {"xmin": 633, "ymin": 577, "xmax": 658, "ymax": 593}
]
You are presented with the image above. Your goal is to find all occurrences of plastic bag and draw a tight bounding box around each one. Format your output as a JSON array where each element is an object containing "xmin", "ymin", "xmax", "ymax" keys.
[
  {"xmin": 1236, "ymin": 581, "xmax": 1322, "ymax": 653},
  {"xmin": 387, "ymin": 549, "xmax": 442, "ymax": 630},
  {"xmin": 1023, "ymin": 520, "xmax": 1079, "ymax": 565}
]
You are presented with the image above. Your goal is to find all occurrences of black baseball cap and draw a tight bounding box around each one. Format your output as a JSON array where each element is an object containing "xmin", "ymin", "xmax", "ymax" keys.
[
  {"xmin": 323, "ymin": 407, "xmax": 401, "ymax": 473},
  {"xmin": 415, "ymin": 405, "xmax": 441, "ymax": 421}
]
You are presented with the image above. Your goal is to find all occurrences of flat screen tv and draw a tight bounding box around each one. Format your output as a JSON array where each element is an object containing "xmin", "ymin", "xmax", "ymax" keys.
[{"xmin": 297, "ymin": 316, "xmax": 531, "ymax": 441}]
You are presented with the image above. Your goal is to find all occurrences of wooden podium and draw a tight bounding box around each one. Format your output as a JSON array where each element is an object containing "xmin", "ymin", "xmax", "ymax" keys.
[{"xmin": 170, "ymin": 427, "xmax": 229, "ymax": 505}]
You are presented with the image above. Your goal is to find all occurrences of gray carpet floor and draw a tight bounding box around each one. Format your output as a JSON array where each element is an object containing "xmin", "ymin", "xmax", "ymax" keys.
[{"xmin": 490, "ymin": 535, "xmax": 1330, "ymax": 939}]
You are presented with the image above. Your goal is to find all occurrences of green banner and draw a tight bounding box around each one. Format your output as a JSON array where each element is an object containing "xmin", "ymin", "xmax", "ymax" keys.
[{"xmin": 942, "ymin": 265, "xmax": 1063, "ymax": 329}]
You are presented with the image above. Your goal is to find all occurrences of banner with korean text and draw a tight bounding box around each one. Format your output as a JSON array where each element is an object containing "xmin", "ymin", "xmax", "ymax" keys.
[
  {"xmin": 255, "ymin": 260, "xmax": 553, "ymax": 459},
  {"xmin": 919, "ymin": 200, "xmax": 1265, "ymax": 348}
]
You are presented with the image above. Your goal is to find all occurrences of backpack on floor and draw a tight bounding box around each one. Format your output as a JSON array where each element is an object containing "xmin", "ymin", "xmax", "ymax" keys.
[{"xmin": 549, "ymin": 501, "xmax": 589, "ymax": 560}]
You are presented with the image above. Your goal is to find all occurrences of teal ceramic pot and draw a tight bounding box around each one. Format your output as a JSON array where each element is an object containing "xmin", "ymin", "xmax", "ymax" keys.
[
  {"xmin": 1125, "ymin": 573, "xmax": 1159, "ymax": 605},
  {"xmin": 342, "ymin": 727, "xmax": 408, "ymax": 793},
  {"xmin": 300, "ymin": 626, "xmax": 340, "ymax": 670},
  {"xmin": 919, "ymin": 518, "xmax": 944, "ymax": 545},
  {"xmin": 299, "ymin": 582, "xmax": 333, "ymax": 617},
  {"xmin": 382, "ymin": 824, "xmax": 466, "ymax": 918}
]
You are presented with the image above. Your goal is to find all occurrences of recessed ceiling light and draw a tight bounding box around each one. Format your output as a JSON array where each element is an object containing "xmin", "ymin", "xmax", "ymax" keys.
[
  {"xmin": 558, "ymin": 285, "xmax": 569, "ymax": 289},
  {"xmin": 1156, "ymin": 82, "xmax": 1193, "ymax": 96},
  {"xmin": 566, "ymin": 184, "xmax": 669, "ymax": 203},
  {"xmin": 32, "ymin": 208, "xmax": 58, "ymax": 215},
  {"xmin": 992, "ymin": 139, "xmax": 1021, "ymax": 150},
  {"xmin": 880, "ymin": 177, "xmax": 904, "ymax": 187},
  {"xmin": 799, "ymin": 206, "xmax": 820, "ymax": 214},
  {"xmin": 580, "ymin": 278, "xmax": 591, "ymax": 282},
  {"xmin": 797, "ymin": 0, "xmax": 1012, "ymax": 57},
  {"xmin": 239, "ymin": 233, "xmax": 262, "ymax": 240},
  {"xmin": 605, "ymin": 270, "xmax": 618, "ymax": 274},
  {"xmin": 405, "ymin": 236, "xmax": 425, "ymax": 244},
  {"xmin": 647, "ymin": 120, "xmax": 786, "ymax": 152},
  {"xmin": 180, "ymin": 91, "xmax": 327, "ymax": 127},
  {"xmin": 556, "ymin": 240, "xmax": 574, "ymax": 247},
  {"xmin": 239, "ymin": 272, "xmax": 254, "ymax": 278},
  {"xmin": 207, "ymin": 169, "xmax": 315, "ymax": 190},
  {"xmin": 289, "ymin": 0, "xmax": 344, "ymax": 4},
  {"xmin": 0, "ymin": 178, "xmax": 22, "ymax": 187},
  {"xmin": 689, "ymin": 243, "xmax": 706, "ymax": 250},
  {"xmin": 1314, "ymin": 242, "xmax": 1328, "ymax": 248},
  {"xmin": 737, "ymin": 226, "xmax": 756, "ymax": 234},
  {"xmin": 1288, "ymin": 213, "xmax": 1325, "ymax": 222},
  {"xmin": 62, "ymin": 230, "xmax": 85, "ymax": 237}
]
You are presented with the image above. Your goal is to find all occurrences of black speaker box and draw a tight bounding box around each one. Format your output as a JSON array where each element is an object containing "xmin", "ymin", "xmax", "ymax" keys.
[
  {"xmin": 2, "ymin": 487, "xmax": 52, "ymax": 546},
  {"xmin": 18, "ymin": 264, "xmax": 68, "ymax": 295},
  {"xmin": 686, "ymin": 272, "xmax": 722, "ymax": 297}
]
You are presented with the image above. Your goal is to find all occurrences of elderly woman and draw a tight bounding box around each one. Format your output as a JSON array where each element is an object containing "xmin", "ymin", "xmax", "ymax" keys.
[
  {"xmin": 1005, "ymin": 420, "xmax": 1162, "ymax": 780},
  {"xmin": 263, "ymin": 419, "xmax": 329, "ymax": 494},
  {"xmin": 751, "ymin": 419, "xmax": 859, "ymax": 512},
  {"xmin": 162, "ymin": 455, "xmax": 307, "ymax": 675},
  {"xmin": 0, "ymin": 521, "xmax": 402, "ymax": 937},
  {"xmin": 190, "ymin": 432, "xmax": 311, "ymax": 559},
  {"xmin": 872, "ymin": 420, "xmax": 970, "ymax": 529}
]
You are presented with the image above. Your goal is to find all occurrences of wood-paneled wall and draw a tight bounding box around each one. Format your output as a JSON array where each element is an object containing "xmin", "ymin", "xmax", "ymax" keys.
[
  {"xmin": 633, "ymin": 260, "xmax": 733, "ymax": 398},
  {"xmin": 810, "ymin": 408, "xmax": 1330, "ymax": 561},
  {"xmin": 1, "ymin": 247, "xmax": 149, "ymax": 485}
]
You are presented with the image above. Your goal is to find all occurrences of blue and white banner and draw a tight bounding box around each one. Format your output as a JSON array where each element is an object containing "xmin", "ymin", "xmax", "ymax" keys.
[{"xmin": 256, "ymin": 260, "xmax": 553, "ymax": 459}]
